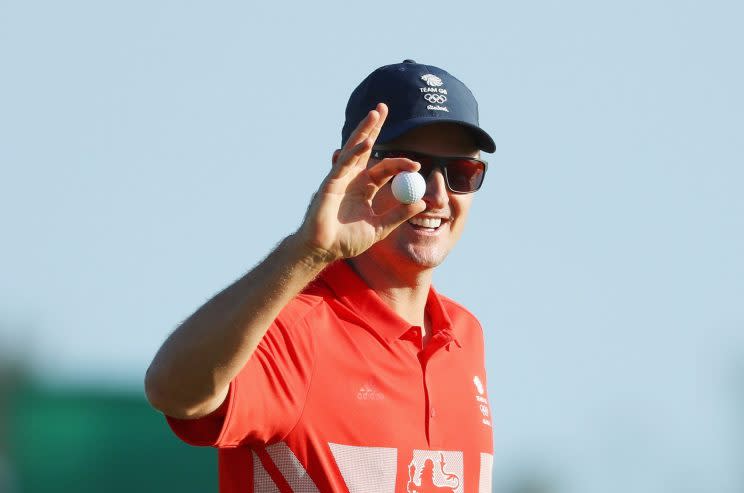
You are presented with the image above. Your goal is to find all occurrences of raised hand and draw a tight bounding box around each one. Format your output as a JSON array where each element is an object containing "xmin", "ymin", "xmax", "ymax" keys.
[{"xmin": 296, "ymin": 103, "xmax": 426, "ymax": 262}]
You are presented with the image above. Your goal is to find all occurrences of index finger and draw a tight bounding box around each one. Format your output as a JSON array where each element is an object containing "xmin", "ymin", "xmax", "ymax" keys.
[{"xmin": 367, "ymin": 157, "xmax": 421, "ymax": 188}]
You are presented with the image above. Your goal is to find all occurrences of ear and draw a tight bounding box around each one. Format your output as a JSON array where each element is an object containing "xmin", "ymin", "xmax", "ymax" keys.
[{"xmin": 331, "ymin": 149, "xmax": 342, "ymax": 166}]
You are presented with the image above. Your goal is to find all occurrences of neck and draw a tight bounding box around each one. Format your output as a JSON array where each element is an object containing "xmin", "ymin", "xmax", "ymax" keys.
[{"xmin": 346, "ymin": 255, "xmax": 433, "ymax": 327}]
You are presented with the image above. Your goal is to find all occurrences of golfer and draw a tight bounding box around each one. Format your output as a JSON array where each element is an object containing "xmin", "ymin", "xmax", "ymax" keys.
[{"xmin": 146, "ymin": 59, "xmax": 496, "ymax": 492}]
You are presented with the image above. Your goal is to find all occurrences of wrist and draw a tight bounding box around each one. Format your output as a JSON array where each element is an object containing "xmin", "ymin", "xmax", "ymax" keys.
[{"xmin": 283, "ymin": 233, "xmax": 337, "ymax": 273}]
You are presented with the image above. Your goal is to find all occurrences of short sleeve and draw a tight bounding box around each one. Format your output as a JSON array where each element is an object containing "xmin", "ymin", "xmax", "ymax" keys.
[{"xmin": 166, "ymin": 311, "xmax": 316, "ymax": 448}]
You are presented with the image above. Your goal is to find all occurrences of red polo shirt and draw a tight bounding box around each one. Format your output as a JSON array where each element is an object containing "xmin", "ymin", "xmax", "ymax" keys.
[{"xmin": 167, "ymin": 260, "xmax": 494, "ymax": 492}]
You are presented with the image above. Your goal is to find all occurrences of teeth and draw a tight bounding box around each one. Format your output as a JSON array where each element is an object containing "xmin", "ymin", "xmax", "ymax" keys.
[{"xmin": 409, "ymin": 217, "xmax": 442, "ymax": 229}]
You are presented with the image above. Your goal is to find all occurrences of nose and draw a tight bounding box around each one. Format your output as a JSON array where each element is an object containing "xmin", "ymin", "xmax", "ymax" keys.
[{"xmin": 423, "ymin": 169, "xmax": 448, "ymax": 210}]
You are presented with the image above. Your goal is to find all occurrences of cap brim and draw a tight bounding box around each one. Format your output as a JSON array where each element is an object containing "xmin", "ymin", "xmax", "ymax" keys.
[{"xmin": 377, "ymin": 117, "xmax": 496, "ymax": 153}]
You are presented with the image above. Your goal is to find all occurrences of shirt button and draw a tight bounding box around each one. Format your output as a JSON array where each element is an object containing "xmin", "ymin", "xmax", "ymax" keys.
[{"xmin": 430, "ymin": 407, "xmax": 437, "ymax": 418}]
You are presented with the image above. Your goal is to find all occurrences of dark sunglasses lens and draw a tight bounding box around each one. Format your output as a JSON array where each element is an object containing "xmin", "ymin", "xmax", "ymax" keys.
[
  {"xmin": 383, "ymin": 152, "xmax": 438, "ymax": 178},
  {"xmin": 414, "ymin": 157, "xmax": 436, "ymax": 177},
  {"xmin": 375, "ymin": 151, "xmax": 484, "ymax": 193},
  {"xmin": 445, "ymin": 159, "xmax": 485, "ymax": 192}
]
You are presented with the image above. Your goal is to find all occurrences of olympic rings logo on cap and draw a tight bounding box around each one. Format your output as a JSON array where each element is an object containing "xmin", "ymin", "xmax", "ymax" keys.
[{"xmin": 424, "ymin": 93, "xmax": 447, "ymax": 104}]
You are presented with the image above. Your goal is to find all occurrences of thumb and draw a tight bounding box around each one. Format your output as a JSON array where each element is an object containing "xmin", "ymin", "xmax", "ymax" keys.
[{"xmin": 375, "ymin": 200, "xmax": 427, "ymax": 239}]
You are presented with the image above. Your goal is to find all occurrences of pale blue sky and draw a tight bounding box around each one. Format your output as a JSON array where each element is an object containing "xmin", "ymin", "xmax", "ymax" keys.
[{"xmin": 2, "ymin": 1, "xmax": 743, "ymax": 491}]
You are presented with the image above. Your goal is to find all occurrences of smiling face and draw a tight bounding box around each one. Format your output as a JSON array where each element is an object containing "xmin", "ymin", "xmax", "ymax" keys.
[{"xmin": 363, "ymin": 123, "xmax": 480, "ymax": 271}]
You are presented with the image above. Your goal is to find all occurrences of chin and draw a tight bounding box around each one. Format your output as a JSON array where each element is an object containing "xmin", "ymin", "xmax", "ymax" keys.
[{"xmin": 402, "ymin": 244, "xmax": 450, "ymax": 269}]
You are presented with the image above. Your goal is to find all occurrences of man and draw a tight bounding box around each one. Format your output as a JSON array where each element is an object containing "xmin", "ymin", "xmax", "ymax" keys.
[{"xmin": 145, "ymin": 59, "xmax": 496, "ymax": 492}]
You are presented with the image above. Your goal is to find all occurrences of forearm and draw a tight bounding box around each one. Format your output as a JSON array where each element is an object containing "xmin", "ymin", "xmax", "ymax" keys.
[{"xmin": 145, "ymin": 233, "xmax": 330, "ymax": 419}]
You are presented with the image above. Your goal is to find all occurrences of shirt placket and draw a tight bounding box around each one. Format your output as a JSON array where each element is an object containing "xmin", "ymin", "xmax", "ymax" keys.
[{"xmin": 419, "ymin": 329, "xmax": 456, "ymax": 448}]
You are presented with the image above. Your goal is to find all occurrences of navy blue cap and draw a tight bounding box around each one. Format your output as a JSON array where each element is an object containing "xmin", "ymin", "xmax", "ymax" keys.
[{"xmin": 342, "ymin": 60, "xmax": 495, "ymax": 153}]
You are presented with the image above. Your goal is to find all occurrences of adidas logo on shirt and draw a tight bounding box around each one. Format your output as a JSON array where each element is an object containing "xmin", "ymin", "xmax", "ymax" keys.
[{"xmin": 356, "ymin": 383, "xmax": 384, "ymax": 401}]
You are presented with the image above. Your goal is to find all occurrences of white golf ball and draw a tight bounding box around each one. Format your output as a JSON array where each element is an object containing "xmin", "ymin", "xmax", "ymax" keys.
[{"xmin": 391, "ymin": 171, "xmax": 426, "ymax": 204}]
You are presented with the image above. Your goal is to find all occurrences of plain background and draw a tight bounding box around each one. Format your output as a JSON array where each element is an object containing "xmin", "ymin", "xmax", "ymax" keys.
[{"xmin": 2, "ymin": 1, "xmax": 743, "ymax": 491}]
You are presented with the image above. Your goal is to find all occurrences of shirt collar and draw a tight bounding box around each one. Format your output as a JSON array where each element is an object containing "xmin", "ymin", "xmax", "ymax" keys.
[{"xmin": 314, "ymin": 260, "xmax": 459, "ymax": 347}]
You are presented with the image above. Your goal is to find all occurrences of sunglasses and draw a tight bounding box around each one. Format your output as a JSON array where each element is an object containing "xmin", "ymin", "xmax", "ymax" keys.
[{"xmin": 370, "ymin": 149, "xmax": 487, "ymax": 194}]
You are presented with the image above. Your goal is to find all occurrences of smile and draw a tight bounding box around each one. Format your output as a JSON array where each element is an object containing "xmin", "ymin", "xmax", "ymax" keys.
[{"xmin": 408, "ymin": 217, "xmax": 442, "ymax": 229}]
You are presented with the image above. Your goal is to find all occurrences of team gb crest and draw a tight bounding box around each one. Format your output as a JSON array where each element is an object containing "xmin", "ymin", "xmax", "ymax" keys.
[{"xmin": 421, "ymin": 74, "xmax": 444, "ymax": 87}]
